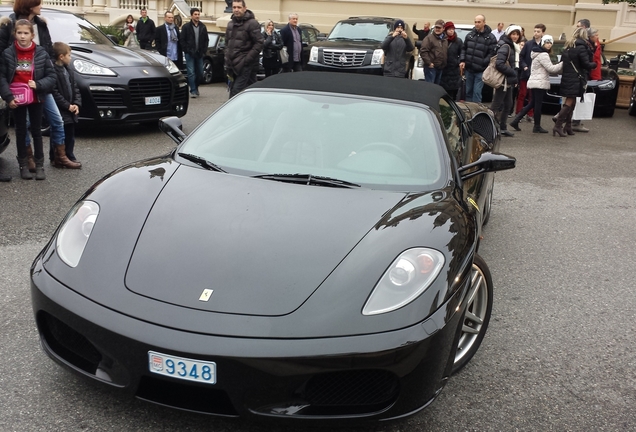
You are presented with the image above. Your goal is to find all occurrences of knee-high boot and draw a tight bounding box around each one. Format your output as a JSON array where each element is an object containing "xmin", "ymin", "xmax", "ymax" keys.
[
  {"xmin": 553, "ymin": 105, "xmax": 571, "ymax": 137},
  {"xmin": 564, "ymin": 107, "xmax": 576, "ymax": 135}
]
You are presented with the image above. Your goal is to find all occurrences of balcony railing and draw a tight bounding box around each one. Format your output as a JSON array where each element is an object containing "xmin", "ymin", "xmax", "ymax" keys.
[{"xmin": 44, "ymin": 0, "xmax": 79, "ymax": 7}]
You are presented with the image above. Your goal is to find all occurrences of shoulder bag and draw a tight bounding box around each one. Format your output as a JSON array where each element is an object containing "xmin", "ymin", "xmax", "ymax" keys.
[
  {"xmin": 482, "ymin": 47, "xmax": 506, "ymax": 89},
  {"xmin": 10, "ymin": 68, "xmax": 34, "ymax": 106}
]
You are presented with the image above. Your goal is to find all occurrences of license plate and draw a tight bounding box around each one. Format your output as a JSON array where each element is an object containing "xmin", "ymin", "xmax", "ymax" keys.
[
  {"xmin": 148, "ymin": 351, "xmax": 216, "ymax": 384},
  {"xmin": 145, "ymin": 96, "xmax": 161, "ymax": 105}
]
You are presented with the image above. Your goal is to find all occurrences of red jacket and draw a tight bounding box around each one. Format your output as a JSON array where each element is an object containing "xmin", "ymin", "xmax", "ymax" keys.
[{"xmin": 590, "ymin": 42, "xmax": 601, "ymax": 81}]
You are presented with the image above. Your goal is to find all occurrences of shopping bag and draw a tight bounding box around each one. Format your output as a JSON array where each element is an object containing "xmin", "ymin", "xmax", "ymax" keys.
[
  {"xmin": 279, "ymin": 47, "xmax": 289, "ymax": 64},
  {"xmin": 572, "ymin": 92, "xmax": 596, "ymax": 121}
]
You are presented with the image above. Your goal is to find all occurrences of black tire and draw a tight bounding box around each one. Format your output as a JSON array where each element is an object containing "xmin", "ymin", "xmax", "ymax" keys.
[
  {"xmin": 628, "ymin": 84, "xmax": 636, "ymax": 117},
  {"xmin": 202, "ymin": 59, "xmax": 213, "ymax": 84},
  {"xmin": 452, "ymin": 253, "xmax": 493, "ymax": 374}
]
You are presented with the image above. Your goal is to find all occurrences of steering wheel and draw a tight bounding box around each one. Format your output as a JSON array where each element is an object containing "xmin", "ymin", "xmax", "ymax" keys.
[{"xmin": 357, "ymin": 142, "xmax": 412, "ymax": 163}]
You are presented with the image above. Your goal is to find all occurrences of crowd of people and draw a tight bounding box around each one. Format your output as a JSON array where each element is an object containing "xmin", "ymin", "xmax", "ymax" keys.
[{"xmin": 0, "ymin": 0, "xmax": 602, "ymax": 182}]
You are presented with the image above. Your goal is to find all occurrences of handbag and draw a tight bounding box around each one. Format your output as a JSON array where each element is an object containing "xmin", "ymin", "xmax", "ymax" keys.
[
  {"xmin": 572, "ymin": 92, "xmax": 596, "ymax": 121},
  {"xmin": 482, "ymin": 52, "xmax": 506, "ymax": 89},
  {"xmin": 279, "ymin": 46, "xmax": 289, "ymax": 64},
  {"xmin": 10, "ymin": 75, "xmax": 34, "ymax": 106}
]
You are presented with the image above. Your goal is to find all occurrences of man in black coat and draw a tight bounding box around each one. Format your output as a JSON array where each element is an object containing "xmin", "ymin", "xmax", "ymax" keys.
[
  {"xmin": 136, "ymin": 8, "xmax": 156, "ymax": 50},
  {"xmin": 181, "ymin": 8, "xmax": 209, "ymax": 98},
  {"xmin": 155, "ymin": 11, "xmax": 183, "ymax": 70},
  {"xmin": 459, "ymin": 14, "xmax": 497, "ymax": 103},
  {"xmin": 517, "ymin": 24, "xmax": 546, "ymax": 120},
  {"xmin": 279, "ymin": 13, "xmax": 303, "ymax": 72},
  {"xmin": 225, "ymin": 0, "xmax": 263, "ymax": 97}
]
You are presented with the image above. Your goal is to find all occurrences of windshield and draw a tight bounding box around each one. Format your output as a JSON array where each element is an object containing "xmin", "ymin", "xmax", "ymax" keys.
[
  {"xmin": 178, "ymin": 91, "xmax": 445, "ymax": 190},
  {"xmin": 45, "ymin": 11, "xmax": 114, "ymax": 45},
  {"xmin": 328, "ymin": 22, "xmax": 392, "ymax": 42}
]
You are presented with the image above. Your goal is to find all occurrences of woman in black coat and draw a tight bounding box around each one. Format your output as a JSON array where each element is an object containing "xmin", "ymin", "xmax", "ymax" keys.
[
  {"xmin": 262, "ymin": 20, "xmax": 283, "ymax": 77},
  {"xmin": 553, "ymin": 28, "xmax": 596, "ymax": 137},
  {"xmin": 440, "ymin": 21, "xmax": 462, "ymax": 100},
  {"xmin": 490, "ymin": 25, "xmax": 521, "ymax": 137}
]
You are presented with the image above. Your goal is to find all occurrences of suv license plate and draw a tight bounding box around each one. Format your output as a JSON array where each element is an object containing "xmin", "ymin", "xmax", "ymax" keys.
[
  {"xmin": 148, "ymin": 351, "xmax": 216, "ymax": 384},
  {"xmin": 145, "ymin": 96, "xmax": 161, "ymax": 105}
]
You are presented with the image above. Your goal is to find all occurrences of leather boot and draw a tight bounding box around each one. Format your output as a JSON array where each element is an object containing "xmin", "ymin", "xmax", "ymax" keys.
[
  {"xmin": 26, "ymin": 145, "xmax": 36, "ymax": 173},
  {"xmin": 553, "ymin": 105, "xmax": 570, "ymax": 137},
  {"xmin": 564, "ymin": 109, "xmax": 575, "ymax": 135},
  {"xmin": 35, "ymin": 157, "xmax": 46, "ymax": 180},
  {"xmin": 17, "ymin": 157, "xmax": 33, "ymax": 180},
  {"xmin": 53, "ymin": 144, "xmax": 81, "ymax": 169}
]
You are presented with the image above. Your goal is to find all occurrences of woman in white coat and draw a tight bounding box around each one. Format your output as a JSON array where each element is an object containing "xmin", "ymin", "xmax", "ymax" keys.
[{"xmin": 510, "ymin": 35, "xmax": 562, "ymax": 133}]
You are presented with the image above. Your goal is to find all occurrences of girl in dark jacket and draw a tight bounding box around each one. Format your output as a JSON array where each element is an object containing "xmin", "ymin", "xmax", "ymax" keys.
[
  {"xmin": 553, "ymin": 28, "xmax": 596, "ymax": 137},
  {"xmin": 262, "ymin": 20, "xmax": 283, "ymax": 77},
  {"xmin": 490, "ymin": 25, "xmax": 521, "ymax": 137},
  {"xmin": 0, "ymin": 19, "xmax": 55, "ymax": 180},
  {"xmin": 440, "ymin": 21, "xmax": 462, "ymax": 100}
]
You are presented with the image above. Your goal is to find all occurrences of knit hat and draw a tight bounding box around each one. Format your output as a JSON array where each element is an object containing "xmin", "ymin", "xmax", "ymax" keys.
[
  {"xmin": 541, "ymin": 34, "xmax": 554, "ymax": 46},
  {"xmin": 434, "ymin": 19, "xmax": 445, "ymax": 28},
  {"xmin": 443, "ymin": 21, "xmax": 455, "ymax": 31},
  {"xmin": 394, "ymin": 20, "xmax": 405, "ymax": 30},
  {"xmin": 505, "ymin": 25, "xmax": 522, "ymax": 36}
]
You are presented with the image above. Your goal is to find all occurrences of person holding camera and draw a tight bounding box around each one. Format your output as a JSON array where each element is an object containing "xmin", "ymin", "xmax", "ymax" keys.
[
  {"xmin": 381, "ymin": 20, "xmax": 414, "ymax": 78},
  {"xmin": 155, "ymin": 11, "xmax": 183, "ymax": 70}
]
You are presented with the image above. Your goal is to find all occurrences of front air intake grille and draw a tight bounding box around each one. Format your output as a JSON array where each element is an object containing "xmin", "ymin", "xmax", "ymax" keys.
[
  {"xmin": 38, "ymin": 311, "xmax": 102, "ymax": 374},
  {"xmin": 301, "ymin": 370, "xmax": 399, "ymax": 409},
  {"xmin": 91, "ymin": 92, "xmax": 125, "ymax": 107},
  {"xmin": 137, "ymin": 376, "xmax": 239, "ymax": 416},
  {"xmin": 128, "ymin": 78, "xmax": 172, "ymax": 110},
  {"xmin": 322, "ymin": 50, "xmax": 367, "ymax": 67}
]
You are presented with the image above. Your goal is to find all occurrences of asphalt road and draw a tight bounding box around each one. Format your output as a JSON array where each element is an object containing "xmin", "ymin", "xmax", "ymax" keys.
[{"xmin": 1, "ymin": 83, "xmax": 635, "ymax": 431}]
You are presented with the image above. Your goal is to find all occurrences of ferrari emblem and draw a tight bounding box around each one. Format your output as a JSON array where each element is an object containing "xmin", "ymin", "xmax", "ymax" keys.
[{"xmin": 199, "ymin": 289, "xmax": 214, "ymax": 302}]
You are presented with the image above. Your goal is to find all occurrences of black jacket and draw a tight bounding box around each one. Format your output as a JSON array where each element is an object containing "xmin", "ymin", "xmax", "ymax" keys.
[
  {"xmin": 441, "ymin": 37, "xmax": 462, "ymax": 92},
  {"xmin": 52, "ymin": 63, "xmax": 81, "ymax": 124},
  {"xmin": 0, "ymin": 44, "xmax": 56, "ymax": 104},
  {"xmin": 181, "ymin": 20, "xmax": 209, "ymax": 58},
  {"xmin": 262, "ymin": 30, "xmax": 283, "ymax": 60},
  {"xmin": 519, "ymin": 38, "xmax": 539, "ymax": 80},
  {"xmin": 225, "ymin": 10, "xmax": 263, "ymax": 74},
  {"xmin": 494, "ymin": 35, "xmax": 518, "ymax": 86},
  {"xmin": 460, "ymin": 25, "xmax": 497, "ymax": 73},
  {"xmin": 560, "ymin": 39, "xmax": 597, "ymax": 98},
  {"xmin": 135, "ymin": 17, "xmax": 156, "ymax": 45},
  {"xmin": 279, "ymin": 23, "xmax": 302, "ymax": 64},
  {"xmin": 381, "ymin": 34, "xmax": 414, "ymax": 77},
  {"xmin": 154, "ymin": 23, "xmax": 183, "ymax": 64},
  {"xmin": 412, "ymin": 24, "xmax": 429, "ymax": 41},
  {"xmin": 0, "ymin": 14, "xmax": 54, "ymax": 60}
]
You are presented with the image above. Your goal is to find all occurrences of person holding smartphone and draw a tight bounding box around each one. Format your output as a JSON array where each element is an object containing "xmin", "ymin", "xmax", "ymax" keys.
[{"xmin": 381, "ymin": 20, "xmax": 414, "ymax": 78}]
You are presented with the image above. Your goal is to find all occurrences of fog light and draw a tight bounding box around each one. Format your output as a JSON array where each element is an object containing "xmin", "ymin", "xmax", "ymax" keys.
[
  {"xmin": 99, "ymin": 110, "xmax": 104, "ymax": 118},
  {"xmin": 106, "ymin": 110, "xmax": 113, "ymax": 118}
]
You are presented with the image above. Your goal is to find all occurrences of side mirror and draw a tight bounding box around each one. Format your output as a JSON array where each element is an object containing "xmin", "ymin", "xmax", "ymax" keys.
[
  {"xmin": 159, "ymin": 116, "xmax": 187, "ymax": 144},
  {"xmin": 317, "ymin": 33, "xmax": 327, "ymax": 41},
  {"xmin": 458, "ymin": 152, "xmax": 516, "ymax": 181}
]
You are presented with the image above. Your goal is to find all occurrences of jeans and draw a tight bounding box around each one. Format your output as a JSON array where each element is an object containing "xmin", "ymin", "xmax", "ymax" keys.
[
  {"xmin": 465, "ymin": 70, "xmax": 484, "ymax": 103},
  {"xmin": 185, "ymin": 54, "xmax": 203, "ymax": 95},
  {"xmin": 424, "ymin": 67, "xmax": 442, "ymax": 84},
  {"xmin": 25, "ymin": 94, "xmax": 65, "ymax": 158},
  {"xmin": 15, "ymin": 103, "xmax": 44, "ymax": 160},
  {"xmin": 516, "ymin": 88, "xmax": 545, "ymax": 126}
]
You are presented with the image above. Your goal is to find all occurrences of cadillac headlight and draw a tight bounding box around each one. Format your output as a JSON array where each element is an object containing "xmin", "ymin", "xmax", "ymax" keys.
[
  {"xmin": 371, "ymin": 49, "xmax": 384, "ymax": 65},
  {"xmin": 56, "ymin": 201, "xmax": 100, "ymax": 267},
  {"xmin": 73, "ymin": 59, "xmax": 116, "ymax": 76},
  {"xmin": 310, "ymin": 46, "xmax": 318, "ymax": 63},
  {"xmin": 363, "ymin": 248, "xmax": 445, "ymax": 315}
]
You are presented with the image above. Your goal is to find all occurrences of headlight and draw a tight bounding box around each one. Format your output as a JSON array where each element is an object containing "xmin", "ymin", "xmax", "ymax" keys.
[
  {"xmin": 310, "ymin": 46, "xmax": 318, "ymax": 63},
  {"xmin": 597, "ymin": 80, "xmax": 615, "ymax": 90},
  {"xmin": 362, "ymin": 248, "xmax": 445, "ymax": 316},
  {"xmin": 56, "ymin": 201, "xmax": 100, "ymax": 268},
  {"xmin": 73, "ymin": 59, "xmax": 116, "ymax": 76},
  {"xmin": 371, "ymin": 49, "xmax": 384, "ymax": 65},
  {"xmin": 166, "ymin": 58, "xmax": 180, "ymax": 74}
]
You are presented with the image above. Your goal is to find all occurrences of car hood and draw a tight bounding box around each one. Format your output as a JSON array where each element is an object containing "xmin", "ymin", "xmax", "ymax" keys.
[
  {"xmin": 124, "ymin": 165, "xmax": 407, "ymax": 317},
  {"xmin": 311, "ymin": 39, "xmax": 383, "ymax": 49},
  {"xmin": 71, "ymin": 43, "xmax": 167, "ymax": 69}
]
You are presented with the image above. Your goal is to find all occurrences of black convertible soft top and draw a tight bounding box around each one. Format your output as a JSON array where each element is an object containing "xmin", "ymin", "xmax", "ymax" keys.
[{"xmin": 250, "ymin": 72, "xmax": 447, "ymax": 112}]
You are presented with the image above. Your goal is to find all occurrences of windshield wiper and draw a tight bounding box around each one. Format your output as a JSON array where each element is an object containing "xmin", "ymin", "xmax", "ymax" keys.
[
  {"xmin": 178, "ymin": 153, "xmax": 226, "ymax": 172},
  {"xmin": 253, "ymin": 173, "xmax": 360, "ymax": 188},
  {"xmin": 328, "ymin": 37, "xmax": 352, "ymax": 41},
  {"xmin": 351, "ymin": 38, "xmax": 377, "ymax": 41}
]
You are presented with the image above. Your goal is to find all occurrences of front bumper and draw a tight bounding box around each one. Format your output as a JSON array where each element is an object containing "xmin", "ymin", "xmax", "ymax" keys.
[{"xmin": 31, "ymin": 258, "xmax": 466, "ymax": 422}]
